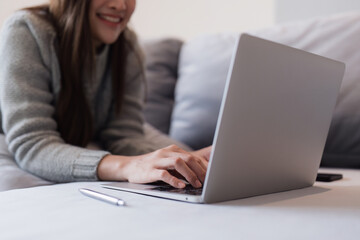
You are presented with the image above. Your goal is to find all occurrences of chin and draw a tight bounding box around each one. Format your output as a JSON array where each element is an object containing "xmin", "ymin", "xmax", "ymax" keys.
[
  {"xmin": 94, "ymin": 31, "xmax": 123, "ymax": 46},
  {"xmin": 101, "ymin": 36, "xmax": 119, "ymax": 45}
]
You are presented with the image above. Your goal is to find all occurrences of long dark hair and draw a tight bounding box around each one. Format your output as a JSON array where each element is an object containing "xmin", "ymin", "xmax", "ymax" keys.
[{"xmin": 26, "ymin": 0, "xmax": 139, "ymax": 147}]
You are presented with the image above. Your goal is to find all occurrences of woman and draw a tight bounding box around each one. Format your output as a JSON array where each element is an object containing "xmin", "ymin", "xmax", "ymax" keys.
[{"xmin": 0, "ymin": 0, "xmax": 211, "ymax": 189}]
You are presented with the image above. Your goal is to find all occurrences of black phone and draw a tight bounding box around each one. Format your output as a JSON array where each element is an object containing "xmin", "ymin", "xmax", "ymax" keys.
[{"xmin": 316, "ymin": 173, "xmax": 343, "ymax": 182}]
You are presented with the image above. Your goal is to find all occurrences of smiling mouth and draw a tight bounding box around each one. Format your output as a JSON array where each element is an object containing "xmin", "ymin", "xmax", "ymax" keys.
[{"xmin": 97, "ymin": 13, "xmax": 123, "ymax": 24}]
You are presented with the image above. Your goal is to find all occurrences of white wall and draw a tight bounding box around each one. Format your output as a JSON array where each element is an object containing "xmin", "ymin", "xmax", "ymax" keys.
[
  {"xmin": 0, "ymin": 0, "xmax": 46, "ymax": 27},
  {"xmin": 4, "ymin": 0, "xmax": 359, "ymax": 40},
  {"xmin": 276, "ymin": 0, "xmax": 360, "ymax": 23},
  {"xmin": 0, "ymin": 0, "xmax": 275, "ymax": 41},
  {"xmin": 132, "ymin": 0, "xmax": 275, "ymax": 40}
]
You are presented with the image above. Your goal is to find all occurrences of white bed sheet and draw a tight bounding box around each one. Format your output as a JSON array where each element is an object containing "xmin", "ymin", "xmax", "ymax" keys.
[{"xmin": 0, "ymin": 168, "xmax": 359, "ymax": 240}]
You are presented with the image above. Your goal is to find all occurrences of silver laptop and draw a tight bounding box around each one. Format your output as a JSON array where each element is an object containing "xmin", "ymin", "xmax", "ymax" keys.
[{"xmin": 103, "ymin": 34, "xmax": 345, "ymax": 204}]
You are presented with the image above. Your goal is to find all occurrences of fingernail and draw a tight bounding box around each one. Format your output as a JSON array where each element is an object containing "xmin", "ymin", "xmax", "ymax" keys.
[{"xmin": 195, "ymin": 180, "xmax": 202, "ymax": 188}]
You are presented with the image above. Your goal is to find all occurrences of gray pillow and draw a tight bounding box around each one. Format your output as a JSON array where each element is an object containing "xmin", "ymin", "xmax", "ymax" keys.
[
  {"xmin": 142, "ymin": 38, "xmax": 183, "ymax": 134},
  {"xmin": 169, "ymin": 34, "xmax": 237, "ymax": 150},
  {"xmin": 170, "ymin": 12, "xmax": 360, "ymax": 168}
]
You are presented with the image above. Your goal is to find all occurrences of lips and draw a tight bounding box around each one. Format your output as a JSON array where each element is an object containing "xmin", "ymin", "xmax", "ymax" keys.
[{"xmin": 97, "ymin": 13, "xmax": 123, "ymax": 25}]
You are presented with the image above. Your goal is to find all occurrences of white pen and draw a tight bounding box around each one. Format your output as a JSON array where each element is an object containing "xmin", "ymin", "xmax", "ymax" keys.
[{"xmin": 79, "ymin": 188, "xmax": 126, "ymax": 207}]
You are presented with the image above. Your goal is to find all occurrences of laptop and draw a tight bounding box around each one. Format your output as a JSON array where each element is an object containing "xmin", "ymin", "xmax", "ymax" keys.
[{"xmin": 103, "ymin": 34, "xmax": 345, "ymax": 204}]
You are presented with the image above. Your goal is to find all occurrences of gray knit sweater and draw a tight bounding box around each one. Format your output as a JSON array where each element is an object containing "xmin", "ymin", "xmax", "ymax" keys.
[{"xmin": 0, "ymin": 11, "xmax": 178, "ymax": 182}]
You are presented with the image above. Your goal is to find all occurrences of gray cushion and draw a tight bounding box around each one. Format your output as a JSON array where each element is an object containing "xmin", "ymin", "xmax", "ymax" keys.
[
  {"xmin": 169, "ymin": 34, "xmax": 236, "ymax": 150},
  {"xmin": 170, "ymin": 12, "xmax": 360, "ymax": 168},
  {"xmin": 142, "ymin": 38, "xmax": 183, "ymax": 134}
]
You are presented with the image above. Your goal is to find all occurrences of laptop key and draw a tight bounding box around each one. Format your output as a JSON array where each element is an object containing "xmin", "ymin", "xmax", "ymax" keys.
[{"xmin": 150, "ymin": 185, "xmax": 203, "ymax": 195}]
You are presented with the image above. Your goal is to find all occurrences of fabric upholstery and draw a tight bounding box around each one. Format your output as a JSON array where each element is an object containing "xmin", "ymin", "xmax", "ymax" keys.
[
  {"xmin": 170, "ymin": 11, "xmax": 360, "ymax": 168},
  {"xmin": 169, "ymin": 34, "xmax": 237, "ymax": 149},
  {"xmin": 142, "ymin": 38, "xmax": 183, "ymax": 134}
]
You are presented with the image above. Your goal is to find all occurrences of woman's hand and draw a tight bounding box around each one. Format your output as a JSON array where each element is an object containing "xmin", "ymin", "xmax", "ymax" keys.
[
  {"xmin": 97, "ymin": 145, "xmax": 212, "ymax": 188},
  {"xmin": 192, "ymin": 146, "xmax": 212, "ymax": 163}
]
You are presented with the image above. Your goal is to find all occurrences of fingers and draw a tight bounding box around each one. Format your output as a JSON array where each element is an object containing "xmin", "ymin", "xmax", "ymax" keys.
[
  {"xmin": 161, "ymin": 145, "xmax": 208, "ymax": 173},
  {"xmin": 125, "ymin": 145, "xmax": 209, "ymax": 189},
  {"xmin": 193, "ymin": 146, "xmax": 213, "ymax": 162},
  {"xmin": 202, "ymin": 146, "xmax": 213, "ymax": 161},
  {"xmin": 155, "ymin": 169, "xmax": 186, "ymax": 188},
  {"xmin": 182, "ymin": 156, "xmax": 206, "ymax": 184},
  {"xmin": 155, "ymin": 156, "xmax": 205, "ymax": 188},
  {"xmin": 198, "ymin": 158, "xmax": 208, "ymax": 170},
  {"xmin": 173, "ymin": 158, "xmax": 202, "ymax": 188}
]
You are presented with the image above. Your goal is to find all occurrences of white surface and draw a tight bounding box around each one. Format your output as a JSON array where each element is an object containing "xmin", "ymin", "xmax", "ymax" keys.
[
  {"xmin": 0, "ymin": 0, "xmax": 275, "ymax": 41},
  {"xmin": 276, "ymin": 0, "xmax": 360, "ymax": 23},
  {"xmin": 2, "ymin": 1, "xmax": 360, "ymax": 41},
  {"xmin": 132, "ymin": 0, "xmax": 275, "ymax": 41},
  {"xmin": 0, "ymin": 0, "xmax": 46, "ymax": 28},
  {"xmin": 0, "ymin": 168, "xmax": 359, "ymax": 240}
]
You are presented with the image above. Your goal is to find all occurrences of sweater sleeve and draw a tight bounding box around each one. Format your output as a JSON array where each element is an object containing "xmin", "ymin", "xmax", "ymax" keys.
[{"xmin": 0, "ymin": 13, "xmax": 110, "ymax": 182}]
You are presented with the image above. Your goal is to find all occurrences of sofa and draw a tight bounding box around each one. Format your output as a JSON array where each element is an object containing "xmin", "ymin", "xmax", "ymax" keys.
[{"xmin": 1, "ymin": 11, "xmax": 360, "ymax": 192}]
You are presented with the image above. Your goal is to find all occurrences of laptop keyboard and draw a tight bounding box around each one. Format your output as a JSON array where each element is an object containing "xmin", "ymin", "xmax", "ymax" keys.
[{"xmin": 149, "ymin": 185, "xmax": 203, "ymax": 195}]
